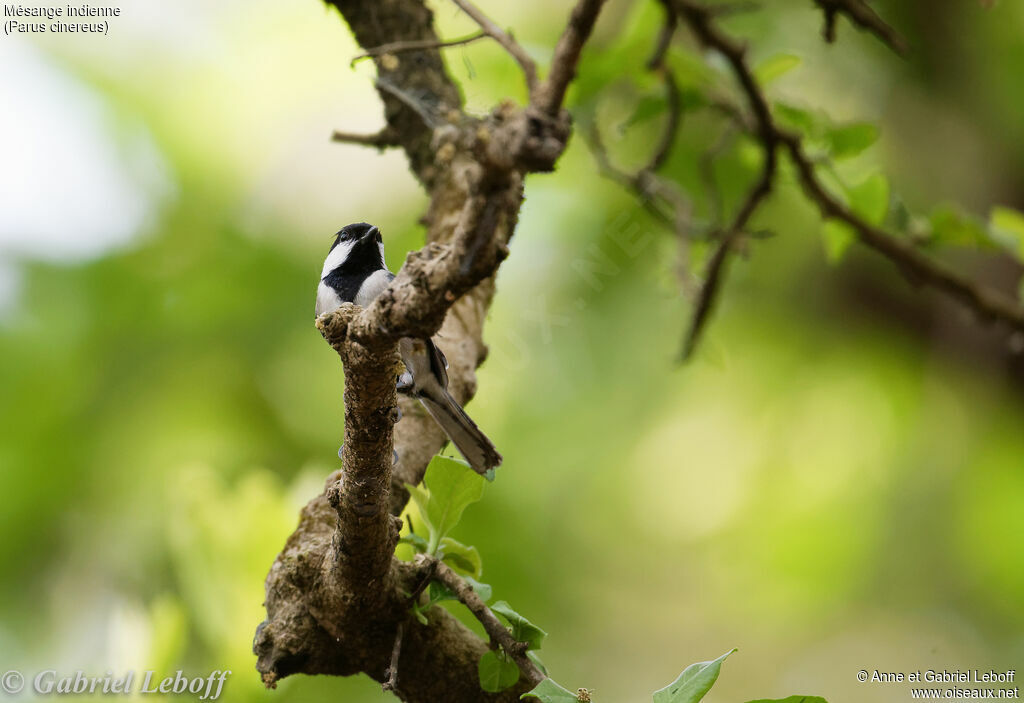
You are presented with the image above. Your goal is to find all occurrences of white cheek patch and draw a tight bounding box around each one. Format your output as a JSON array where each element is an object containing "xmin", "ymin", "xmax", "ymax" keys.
[
  {"xmin": 321, "ymin": 240, "xmax": 355, "ymax": 279},
  {"xmin": 378, "ymin": 241, "xmax": 387, "ymax": 267}
]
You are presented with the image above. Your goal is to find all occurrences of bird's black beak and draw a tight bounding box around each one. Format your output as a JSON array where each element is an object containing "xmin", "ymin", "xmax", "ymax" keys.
[{"xmin": 361, "ymin": 225, "xmax": 380, "ymax": 244}]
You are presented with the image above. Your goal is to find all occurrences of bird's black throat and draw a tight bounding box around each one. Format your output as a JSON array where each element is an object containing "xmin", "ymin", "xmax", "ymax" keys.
[{"xmin": 322, "ymin": 235, "xmax": 386, "ymax": 303}]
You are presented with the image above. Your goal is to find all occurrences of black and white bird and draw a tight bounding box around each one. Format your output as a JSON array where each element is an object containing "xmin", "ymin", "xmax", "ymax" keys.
[{"xmin": 316, "ymin": 222, "xmax": 503, "ymax": 478}]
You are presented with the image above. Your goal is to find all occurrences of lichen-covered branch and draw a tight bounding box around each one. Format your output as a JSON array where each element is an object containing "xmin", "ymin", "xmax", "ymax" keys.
[{"xmin": 254, "ymin": 1, "xmax": 607, "ymax": 700}]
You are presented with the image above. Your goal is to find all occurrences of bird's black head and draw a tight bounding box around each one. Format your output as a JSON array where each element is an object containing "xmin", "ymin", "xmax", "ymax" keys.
[
  {"xmin": 321, "ymin": 222, "xmax": 386, "ymax": 282},
  {"xmin": 332, "ymin": 222, "xmax": 382, "ymax": 249}
]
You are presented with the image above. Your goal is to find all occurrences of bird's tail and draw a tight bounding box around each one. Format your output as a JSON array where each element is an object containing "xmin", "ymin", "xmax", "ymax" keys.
[{"xmin": 418, "ymin": 388, "xmax": 502, "ymax": 479}]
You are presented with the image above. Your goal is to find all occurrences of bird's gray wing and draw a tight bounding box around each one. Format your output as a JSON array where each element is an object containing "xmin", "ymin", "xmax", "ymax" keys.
[{"xmin": 425, "ymin": 338, "xmax": 448, "ymax": 388}]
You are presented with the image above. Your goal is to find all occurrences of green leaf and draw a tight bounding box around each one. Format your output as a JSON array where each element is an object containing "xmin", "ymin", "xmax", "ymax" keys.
[
  {"xmin": 521, "ymin": 678, "xmax": 579, "ymax": 702},
  {"xmin": 652, "ymin": 649, "xmax": 736, "ymax": 703},
  {"xmin": 744, "ymin": 698, "xmax": 829, "ymax": 703},
  {"xmin": 622, "ymin": 94, "xmax": 667, "ymax": 132},
  {"xmin": 527, "ymin": 651, "xmax": 549, "ymax": 676},
  {"xmin": 928, "ymin": 205, "xmax": 990, "ymax": 247},
  {"xmin": 774, "ymin": 102, "xmax": 819, "ymax": 135},
  {"xmin": 479, "ymin": 649, "xmax": 521, "ymax": 693},
  {"xmin": 427, "ymin": 581, "xmax": 457, "ymax": 604},
  {"xmin": 464, "ymin": 575, "xmax": 493, "ymax": 602},
  {"xmin": 399, "ymin": 532, "xmax": 429, "ymax": 553},
  {"xmin": 406, "ymin": 483, "xmax": 435, "ymax": 535},
  {"xmin": 754, "ymin": 54, "xmax": 802, "ymax": 84},
  {"xmin": 822, "ymin": 220, "xmax": 856, "ymax": 263},
  {"xmin": 989, "ymin": 206, "xmax": 1024, "ymax": 260},
  {"xmin": 826, "ymin": 123, "xmax": 879, "ymax": 159},
  {"xmin": 406, "ymin": 455, "xmax": 486, "ymax": 555},
  {"xmin": 440, "ymin": 537, "xmax": 483, "ymax": 578},
  {"xmin": 492, "ymin": 600, "xmax": 547, "ymax": 650},
  {"xmin": 847, "ymin": 173, "xmax": 889, "ymax": 225}
]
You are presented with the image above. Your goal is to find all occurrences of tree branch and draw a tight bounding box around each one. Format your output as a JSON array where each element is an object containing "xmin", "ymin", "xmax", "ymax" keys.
[
  {"xmin": 331, "ymin": 127, "xmax": 401, "ymax": 149},
  {"xmin": 669, "ymin": 0, "xmax": 1024, "ymax": 356},
  {"xmin": 533, "ymin": 0, "xmax": 608, "ymax": 116},
  {"xmin": 813, "ymin": 0, "xmax": 909, "ymax": 56},
  {"xmin": 450, "ymin": 0, "xmax": 538, "ymax": 93},
  {"xmin": 430, "ymin": 557, "xmax": 545, "ymax": 686},
  {"xmin": 382, "ymin": 622, "xmax": 404, "ymax": 692},
  {"xmin": 256, "ymin": 1, "xmax": 608, "ymax": 700}
]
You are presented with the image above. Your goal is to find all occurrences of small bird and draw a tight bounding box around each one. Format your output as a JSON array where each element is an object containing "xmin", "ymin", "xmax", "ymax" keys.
[{"xmin": 316, "ymin": 222, "xmax": 503, "ymax": 478}]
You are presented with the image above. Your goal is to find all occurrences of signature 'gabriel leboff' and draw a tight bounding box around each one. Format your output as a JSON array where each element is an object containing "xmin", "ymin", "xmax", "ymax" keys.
[{"xmin": 315, "ymin": 222, "xmax": 502, "ymax": 478}]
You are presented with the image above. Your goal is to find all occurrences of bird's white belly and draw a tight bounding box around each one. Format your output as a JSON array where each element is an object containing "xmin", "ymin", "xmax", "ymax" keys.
[{"xmin": 315, "ymin": 281, "xmax": 344, "ymax": 317}]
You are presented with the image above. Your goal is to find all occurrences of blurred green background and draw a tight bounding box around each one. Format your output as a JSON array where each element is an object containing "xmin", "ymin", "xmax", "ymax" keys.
[{"xmin": 1, "ymin": 1, "xmax": 1022, "ymax": 702}]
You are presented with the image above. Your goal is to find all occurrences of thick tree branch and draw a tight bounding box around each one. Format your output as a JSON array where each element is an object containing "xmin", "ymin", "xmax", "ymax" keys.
[
  {"xmin": 257, "ymin": 1, "xmax": 608, "ymax": 701},
  {"xmin": 325, "ymin": 0, "xmax": 463, "ymax": 184}
]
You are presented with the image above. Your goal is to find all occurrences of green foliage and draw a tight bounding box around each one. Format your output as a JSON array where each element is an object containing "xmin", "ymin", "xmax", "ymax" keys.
[
  {"xmin": 847, "ymin": 174, "xmax": 890, "ymax": 226},
  {"xmin": 928, "ymin": 205, "xmax": 992, "ymax": 248},
  {"xmin": 622, "ymin": 94, "xmax": 670, "ymax": 132},
  {"xmin": 774, "ymin": 101, "xmax": 879, "ymax": 161},
  {"xmin": 822, "ymin": 220, "xmax": 856, "ymax": 263},
  {"xmin": 989, "ymin": 206, "xmax": 1024, "ymax": 260},
  {"xmin": 754, "ymin": 54, "xmax": 802, "ymax": 85},
  {"xmin": 406, "ymin": 455, "xmax": 486, "ymax": 555},
  {"xmin": 407, "ymin": 572, "xmax": 492, "ymax": 624},
  {"xmin": 826, "ymin": 123, "xmax": 880, "ymax": 159},
  {"xmin": 438, "ymin": 537, "xmax": 483, "ymax": 578},
  {"xmin": 745, "ymin": 698, "xmax": 829, "ymax": 703},
  {"xmin": 521, "ymin": 678, "xmax": 580, "ymax": 703},
  {"xmin": 652, "ymin": 649, "xmax": 736, "ymax": 703},
  {"xmin": 479, "ymin": 649, "xmax": 521, "ymax": 693},
  {"xmin": 491, "ymin": 600, "xmax": 547, "ymax": 650}
]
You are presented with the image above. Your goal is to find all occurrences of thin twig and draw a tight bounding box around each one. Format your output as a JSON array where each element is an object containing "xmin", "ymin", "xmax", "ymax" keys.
[
  {"xmin": 331, "ymin": 127, "xmax": 401, "ymax": 149},
  {"xmin": 584, "ymin": 123, "xmax": 681, "ymax": 230},
  {"xmin": 407, "ymin": 550, "xmax": 439, "ymax": 604},
  {"xmin": 681, "ymin": 234, "xmax": 732, "ymax": 360},
  {"xmin": 382, "ymin": 622, "xmax": 404, "ymax": 692},
  {"xmin": 672, "ymin": 0, "xmax": 1024, "ymax": 345},
  {"xmin": 351, "ymin": 31, "xmax": 487, "ymax": 67},
  {"xmin": 450, "ymin": 0, "xmax": 538, "ymax": 92},
  {"xmin": 646, "ymin": 0, "xmax": 677, "ymax": 70},
  {"xmin": 780, "ymin": 131, "xmax": 1024, "ymax": 329},
  {"xmin": 648, "ymin": 69, "xmax": 682, "ymax": 173},
  {"xmin": 429, "ymin": 558, "xmax": 545, "ymax": 686},
  {"xmin": 813, "ymin": 0, "xmax": 909, "ymax": 56},
  {"xmin": 534, "ymin": 0, "xmax": 608, "ymax": 115}
]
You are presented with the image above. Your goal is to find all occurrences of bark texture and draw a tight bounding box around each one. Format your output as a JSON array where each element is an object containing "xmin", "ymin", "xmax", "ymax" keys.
[{"xmin": 254, "ymin": 1, "xmax": 605, "ymax": 701}]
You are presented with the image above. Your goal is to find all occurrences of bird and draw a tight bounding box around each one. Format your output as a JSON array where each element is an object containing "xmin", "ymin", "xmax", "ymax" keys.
[{"xmin": 316, "ymin": 222, "xmax": 503, "ymax": 479}]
